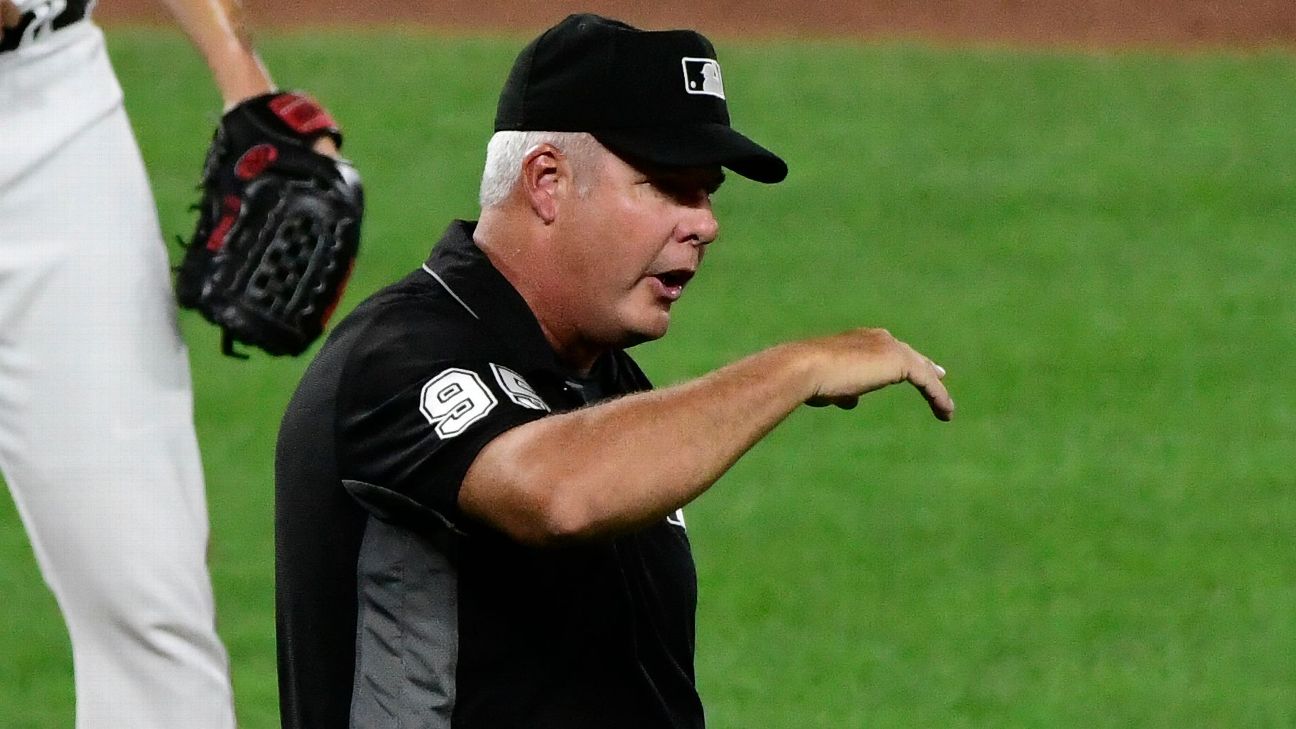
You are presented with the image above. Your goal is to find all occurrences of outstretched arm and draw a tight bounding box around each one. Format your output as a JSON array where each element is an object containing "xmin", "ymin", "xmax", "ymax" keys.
[{"xmin": 461, "ymin": 328, "xmax": 953, "ymax": 545}]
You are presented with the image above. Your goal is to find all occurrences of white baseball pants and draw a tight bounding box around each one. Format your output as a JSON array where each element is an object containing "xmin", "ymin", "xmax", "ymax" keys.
[{"xmin": 0, "ymin": 22, "xmax": 236, "ymax": 729}]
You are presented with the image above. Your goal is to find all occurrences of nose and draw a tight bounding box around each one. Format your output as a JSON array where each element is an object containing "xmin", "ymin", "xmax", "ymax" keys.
[{"xmin": 677, "ymin": 199, "xmax": 719, "ymax": 247}]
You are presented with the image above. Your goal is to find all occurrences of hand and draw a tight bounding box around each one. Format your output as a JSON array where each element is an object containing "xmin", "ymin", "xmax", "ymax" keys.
[
  {"xmin": 799, "ymin": 327, "xmax": 954, "ymax": 421},
  {"xmin": 312, "ymin": 136, "xmax": 339, "ymax": 157}
]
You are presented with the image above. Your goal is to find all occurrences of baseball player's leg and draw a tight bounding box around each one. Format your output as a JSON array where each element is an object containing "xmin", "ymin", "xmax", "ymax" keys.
[{"xmin": 0, "ymin": 104, "xmax": 235, "ymax": 728}]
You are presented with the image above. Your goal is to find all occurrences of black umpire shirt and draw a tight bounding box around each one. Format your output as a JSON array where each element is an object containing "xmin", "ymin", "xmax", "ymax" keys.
[{"xmin": 275, "ymin": 220, "xmax": 703, "ymax": 729}]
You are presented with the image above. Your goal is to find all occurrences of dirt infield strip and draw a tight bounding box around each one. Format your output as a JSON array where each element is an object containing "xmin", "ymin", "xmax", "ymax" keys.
[{"xmin": 98, "ymin": 0, "xmax": 1295, "ymax": 50}]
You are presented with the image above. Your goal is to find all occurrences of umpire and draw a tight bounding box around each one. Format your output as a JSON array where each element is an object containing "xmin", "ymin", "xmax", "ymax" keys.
[{"xmin": 276, "ymin": 13, "xmax": 953, "ymax": 729}]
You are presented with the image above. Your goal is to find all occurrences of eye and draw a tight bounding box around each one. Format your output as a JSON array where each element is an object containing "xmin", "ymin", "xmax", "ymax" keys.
[
  {"xmin": 654, "ymin": 179, "xmax": 701, "ymax": 205},
  {"xmin": 632, "ymin": 165, "xmax": 725, "ymax": 205},
  {"xmin": 650, "ymin": 174, "xmax": 721, "ymax": 206}
]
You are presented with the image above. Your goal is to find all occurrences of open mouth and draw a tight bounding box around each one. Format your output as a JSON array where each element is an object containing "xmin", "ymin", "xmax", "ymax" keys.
[
  {"xmin": 649, "ymin": 269, "xmax": 695, "ymax": 302},
  {"xmin": 655, "ymin": 270, "xmax": 695, "ymax": 289}
]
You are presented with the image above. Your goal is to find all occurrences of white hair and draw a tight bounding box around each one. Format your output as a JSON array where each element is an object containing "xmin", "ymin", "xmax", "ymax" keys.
[{"xmin": 478, "ymin": 130, "xmax": 604, "ymax": 209}]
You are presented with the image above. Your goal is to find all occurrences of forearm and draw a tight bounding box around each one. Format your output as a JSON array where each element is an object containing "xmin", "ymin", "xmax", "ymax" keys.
[
  {"xmin": 158, "ymin": 0, "xmax": 272, "ymax": 106},
  {"xmin": 462, "ymin": 326, "xmax": 953, "ymax": 545},
  {"xmin": 463, "ymin": 343, "xmax": 817, "ymax": 544}
]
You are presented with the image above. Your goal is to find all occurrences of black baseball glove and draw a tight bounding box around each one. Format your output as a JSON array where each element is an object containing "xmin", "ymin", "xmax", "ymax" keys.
[{"xmin": 176, "ymin": 91, "xmax": 363, "ymax": 357}]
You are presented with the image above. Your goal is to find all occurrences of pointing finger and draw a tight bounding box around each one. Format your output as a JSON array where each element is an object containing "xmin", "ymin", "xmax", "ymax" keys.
[
  {"xmin": 915, "ymin": 375, "xmax": 954, "ymax": 421},
  {"xmin": 909, "ymin": 354, "xmax": 954, "ymax": 421}
]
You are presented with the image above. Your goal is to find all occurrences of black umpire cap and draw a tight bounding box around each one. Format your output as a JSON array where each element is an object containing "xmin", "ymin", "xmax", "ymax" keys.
[{"xmin": 495, "ymin": 13, "xmax": 788, "ymax": 184}]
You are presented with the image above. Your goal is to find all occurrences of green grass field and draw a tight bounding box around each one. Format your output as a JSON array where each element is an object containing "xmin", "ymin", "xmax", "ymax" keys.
[{"xmin": 1, "ymin": 28, "xmax": 1293, "ymax": 728}]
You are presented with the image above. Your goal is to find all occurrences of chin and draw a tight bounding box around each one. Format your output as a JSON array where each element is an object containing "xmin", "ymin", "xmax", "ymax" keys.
[
  {"xmin": 620, "ymin": 314, "xmax": 671, "ymax": 347},
  {"xmin": 620, "ymin": 327, "xmax": 665, "ymax": 349}
]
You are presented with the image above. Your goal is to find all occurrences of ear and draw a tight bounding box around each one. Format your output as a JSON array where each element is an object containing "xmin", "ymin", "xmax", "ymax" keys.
[{"xmin": 520, "ymin": 144, "xmax": 567, "ymax": 224}]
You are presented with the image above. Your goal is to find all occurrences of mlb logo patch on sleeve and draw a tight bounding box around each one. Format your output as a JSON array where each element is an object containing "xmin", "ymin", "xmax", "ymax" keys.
[
  {"xmin": 490, "ymin": 364, "xmax": 550, "ymax": 412},
  {"xmin": 681, "ymin": 57, "xmax": 725, "ymax": 100}
]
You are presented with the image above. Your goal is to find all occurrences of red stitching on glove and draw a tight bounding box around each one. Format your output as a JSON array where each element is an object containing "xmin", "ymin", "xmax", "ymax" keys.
[
  {"xmin": 269, "ymin": 93, "xmax": 337, "ymax": 137},
  {"xmin": 206, "ymin": 195, "xmax": 242, "ymax": 252},
  {"xmin": 236, "ymin": 144, "xmax": 279, "ymax": 180}
]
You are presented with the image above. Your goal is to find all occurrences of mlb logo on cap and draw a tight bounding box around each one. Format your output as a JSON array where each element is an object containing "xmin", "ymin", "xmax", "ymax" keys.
[{"xmin": 681, "ymin": 57, "xmax": 725, "ymax": 99}]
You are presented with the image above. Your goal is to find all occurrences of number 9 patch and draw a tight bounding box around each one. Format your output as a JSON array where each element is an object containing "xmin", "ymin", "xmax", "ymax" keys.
[{"xmin": 419, "ymin": 368, "xmax": 498, "ymax": 438}]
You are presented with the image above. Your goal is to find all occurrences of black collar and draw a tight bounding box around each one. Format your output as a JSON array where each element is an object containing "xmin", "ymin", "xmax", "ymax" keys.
[{"xmin": 423, "ymin": 220, "xmax": 592, "ymax": 379}]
